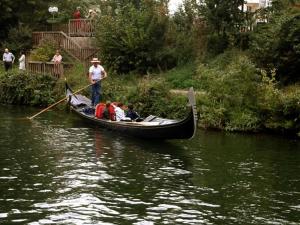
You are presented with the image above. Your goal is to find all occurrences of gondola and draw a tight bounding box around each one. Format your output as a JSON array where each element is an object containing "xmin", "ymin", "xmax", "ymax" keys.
[{"xmin": 66, "ymin": 84, "xmax": 197, "ymax": 139}]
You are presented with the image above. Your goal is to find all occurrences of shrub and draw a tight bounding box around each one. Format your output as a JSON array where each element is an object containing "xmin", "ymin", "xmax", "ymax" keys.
[
  {"xmin": 0, "ymin": 72, "xmax": 56, "ymax": 106},
  {"xmin": 30, "ymin": 39, "xmax": 57, "ymax": 62},
  {"xmin": 164, "ymin": 63, "xmax": 199, "ymax": 89},
  {"xmin": 124, "ymin": 77, "xmax": 187, "ymax": 119},
  {"xmin": 195, "ymin": 50, "xmax": 262, "ymax": 131},
  {"xmin": 225, "ymin": 109, "xmax": 260, "ymax": 131},
  {"xmin": 262, "ymin": 84, "xmax": 300, "ymax": 133}
]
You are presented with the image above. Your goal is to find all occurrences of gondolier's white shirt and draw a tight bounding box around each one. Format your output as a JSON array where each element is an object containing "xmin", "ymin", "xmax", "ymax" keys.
[{"xmin": 89, "ymin": 65, "xmax": 104, "ymax": 80}]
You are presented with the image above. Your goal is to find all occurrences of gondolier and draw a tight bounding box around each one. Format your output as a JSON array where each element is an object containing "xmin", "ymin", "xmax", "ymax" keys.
[
  {"xmin": 89, "ymin": 58, "xmax": 107, "ymax": 106},
  {"xmin": 3, "ymin": 48, "xmax": 15, "ymax": 72}
]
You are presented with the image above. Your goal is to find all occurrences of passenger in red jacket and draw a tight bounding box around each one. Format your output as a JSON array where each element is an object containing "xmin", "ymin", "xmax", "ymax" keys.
[
  {"xmin": 95, "ymin": 103, "xmax": 105, "ymax": 119},
  {"xmin": 95, "ymin": 101, "xmax": 116, "ymax": 120}
]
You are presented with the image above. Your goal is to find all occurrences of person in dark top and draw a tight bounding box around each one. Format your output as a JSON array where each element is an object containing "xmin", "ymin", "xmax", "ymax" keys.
[
  {"xmin": 126, "ymin": 103, "xmax": 140, "ymax": 120},
  {"xmin": 103, "ymin": 101, "xmax": 111, "ymax": 119}
]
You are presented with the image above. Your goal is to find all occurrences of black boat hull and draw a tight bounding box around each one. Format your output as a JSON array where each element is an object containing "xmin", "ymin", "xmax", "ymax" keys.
[
  {"xmin": 71, "ymin": 106, "xmax": 196, "ymax": 139},
  {"xmin": 67, "ymin": 85, "xmax": 197, "ymax": 140}
]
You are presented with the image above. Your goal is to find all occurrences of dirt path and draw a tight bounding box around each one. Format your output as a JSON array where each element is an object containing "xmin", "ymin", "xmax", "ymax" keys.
[{"xmin": 170, "ymin": 89, "xmax": 205, "ymax": 95}]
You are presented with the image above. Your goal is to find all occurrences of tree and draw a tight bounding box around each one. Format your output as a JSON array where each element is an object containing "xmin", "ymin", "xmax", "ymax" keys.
[
  {"xmin": 204, "ymin": 0, "xmax": 245, "ymax": 35},
  {"xmin": 275, "ymin": 14, "xmax": 300, "ymax": 84},
  {"xmin": 249, "ymin": 0, "xmax": 300, "ymax": 84},
  {"xmin": 202, "ymin": 0, "xmax": 246, "ymax": 54},
  {"xmin": 0, "ymin": 0, "xmax": 49, "ymax": 39},
  {"xmin": 94, "ymin": 0, "xmax": 170, "ymax": 73}
]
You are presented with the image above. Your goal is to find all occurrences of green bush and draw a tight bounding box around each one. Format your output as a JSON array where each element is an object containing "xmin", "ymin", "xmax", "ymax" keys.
[
  {"xmin": 125, "ymin": 78, "xmax": 187, "ymax": 119},
  {"xmin": 0, "ymin": 72, "xmax": 56, "ymax": 106},
  {"xmin": 225, "ymin": 109, "xmax": 260, "ymax": 131},
  {"xmin": 30, "ymin": 39, "xmax": 57, "ymax": 62},
  {"xmin": 195, "ymin": 50, "xmax": 262, "ymax": 131},
  {"xmin": 262, "ymin": 84, "xmax": 300, "ymax": 133},
  {"xmin": 164, "ymin": 63, "xmax": 199, "ymax": 89}
]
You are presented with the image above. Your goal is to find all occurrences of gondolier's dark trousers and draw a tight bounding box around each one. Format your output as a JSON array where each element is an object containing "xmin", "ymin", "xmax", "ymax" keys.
[{"xmin": 91, "ymin": 80, "xmax": 101, "ymax": 106}]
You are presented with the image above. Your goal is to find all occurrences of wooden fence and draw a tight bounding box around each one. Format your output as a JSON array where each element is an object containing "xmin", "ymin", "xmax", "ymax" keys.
[{"xmin": 27, "ymin": 61, "xmax": 73, "ymax": 78}]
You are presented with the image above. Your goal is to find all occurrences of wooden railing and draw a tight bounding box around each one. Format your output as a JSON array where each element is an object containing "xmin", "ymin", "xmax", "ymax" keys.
[
  {"xmin": 69, "ymin": 19, "xmax": 95, "ymax": 37},
  {"xmin": 27, "ymin": 61, "xmax": 73, "ymax": 78},
  {"xmin": 32, "ymin": 31, "xmax": 98, "ymax": 62},
  {"xmin": 52, "ymin": 23, "xmax": 69, "ymax": 34},
  {"xmin": 32, "ymin": 31, "xmax": 81, "ymax": 60}
]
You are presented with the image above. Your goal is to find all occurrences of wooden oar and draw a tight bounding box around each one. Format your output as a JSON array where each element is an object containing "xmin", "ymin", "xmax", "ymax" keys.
[{"xmin": 28, "ymin": 82, "xmax": 93, "ymax": 120}]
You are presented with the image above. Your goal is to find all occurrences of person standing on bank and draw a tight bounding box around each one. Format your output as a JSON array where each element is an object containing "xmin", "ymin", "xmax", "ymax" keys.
[
  {"xmin": 3, "ymin": 48, "xmax": 15, "ymax": 72},
  {"xmin": 89, "ymin": 58, "xmax": 107, "ymax": 106},
  {"xmin": 18, "ymin": 51, "xmax": 26, "ymax": 71},
  {"xmin": 51, "ymin": 50, "xmax": 62, "ymax": 77}
]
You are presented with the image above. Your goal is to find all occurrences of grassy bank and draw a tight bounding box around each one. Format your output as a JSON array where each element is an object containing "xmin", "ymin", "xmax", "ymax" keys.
[
  {"xmin": 163, "ymin": 50, "xmax": 300, "ymax": 136},
  {"xmin": 1, "ymin": 50, "xmax": 299, "ymax": 137}
]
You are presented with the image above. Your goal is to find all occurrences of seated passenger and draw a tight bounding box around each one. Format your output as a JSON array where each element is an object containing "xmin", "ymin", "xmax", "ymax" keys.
[
  {"xmin": 108, "ymin": 102, "xmax": 116, "ymax": 121},
  {"xmin": 112, "ymin": 102, "xmax": 131, "ymax": 121},
  {"xmin": 95, "ymin": 102, "xmax": 106, "ymax": 118},
  {"xmin": 126, "ymin": 103, "xmax": 140, "ymax": 120},
  {"xmin": 103, "ymin": 101, "xmax": 113, "ymax": 120}
]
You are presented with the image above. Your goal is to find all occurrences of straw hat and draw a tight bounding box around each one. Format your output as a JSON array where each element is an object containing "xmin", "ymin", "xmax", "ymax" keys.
[{"xmin": 91, "ymin": 58, "xmax": 100, "ymax": 63}]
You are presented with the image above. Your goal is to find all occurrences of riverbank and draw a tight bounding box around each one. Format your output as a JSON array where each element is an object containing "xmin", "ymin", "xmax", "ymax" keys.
[{"xmin": 0, "ymin": 50, "xmax": 299, "ymax": 137}]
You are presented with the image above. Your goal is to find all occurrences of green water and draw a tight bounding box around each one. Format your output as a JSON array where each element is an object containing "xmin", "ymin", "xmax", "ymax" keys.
[{"xmin": 0, "ymin": 105, "xmax": 299, "ymax": 224}]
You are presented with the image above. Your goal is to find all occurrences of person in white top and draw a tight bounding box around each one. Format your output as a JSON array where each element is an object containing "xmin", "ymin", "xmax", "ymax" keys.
[
  {"xmin": 51, "ymin": 50, "xmax": 62, "ymax": 77},
  {"xmin": 18, "ymin": 51, "xmax": 26, "ymax": 71},
  {"xmin": 89, "ymin": 58, "xmax": 107, "ymax": 106},
  {"xmin": 112, "ymin": 102, "xmax": 131, "ymax": 121},
  {"xmin": 3, "ymin": 48, "xmax": 15, "ymax": 72}
]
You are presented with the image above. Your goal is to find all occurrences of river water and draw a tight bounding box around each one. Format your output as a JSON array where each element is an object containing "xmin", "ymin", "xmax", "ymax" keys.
[{"xmin": 0, "ymin": 105, "xmax": 300, "ymax": 225}]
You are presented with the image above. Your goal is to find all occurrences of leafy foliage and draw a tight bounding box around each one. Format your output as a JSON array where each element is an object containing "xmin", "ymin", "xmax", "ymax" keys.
[
  {"xmin": 249, "ymin": 2, "xmax": 300, "ymax": 84},
  {"xmin": 203, "ymin": 0, "xmax": 245, "ymax": 35},
  {"xmin": 0, "ymin": 0, "xmax": 49, "ymax": 40},
  {"xmin": 0, "ymin": 25, "xmax": 32, "ymax": 53},
  {"xmin": 0, "ymin": 72, "xmax": 56, "ymax": 106},
  {"xmin": 196, "ymin": 50, "xmax": 261, "ymax": 131},
  {"xmin": 30, "ymin": 39, "xmax": 57, "ymax": 62},
  {"xmin": 275, "ymin": 14, "xmax": 300, "ymax": 84},
  {"xmin": 125, "ymin": 78, "xmax": 187, "ymax": 119},
  {"xmin": 95, "ymin": 1, "xmax": 169, "ymax": 73},
  {"xmin": 202, "ymin": 0, "xmax": 246, "ymax": 54},
  {"xmin": 165, "ymin": 63, "xmax": 200, "ymax": 89}
]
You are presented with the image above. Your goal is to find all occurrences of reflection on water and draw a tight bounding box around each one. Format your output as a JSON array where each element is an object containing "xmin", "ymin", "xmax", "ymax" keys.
[{"xmin": 0, "ymin": 106, "xmax": 300, "ymax": 224}]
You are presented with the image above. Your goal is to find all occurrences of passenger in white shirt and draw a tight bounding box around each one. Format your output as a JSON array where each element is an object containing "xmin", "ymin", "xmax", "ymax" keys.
[{"xmin": 112, "ymin": 102, "xmax": 131, "ymax": 121}]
